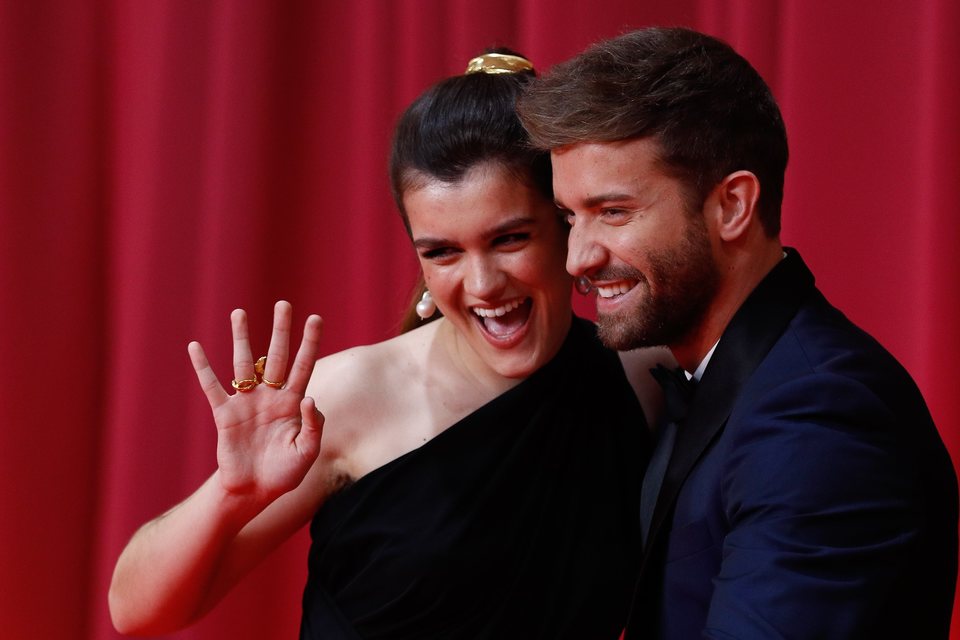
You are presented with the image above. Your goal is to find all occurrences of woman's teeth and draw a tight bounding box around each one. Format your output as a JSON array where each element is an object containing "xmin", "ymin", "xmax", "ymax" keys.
[{"xmin": 473, "ymin": 298, "xmax": 524, "ymax": 317}]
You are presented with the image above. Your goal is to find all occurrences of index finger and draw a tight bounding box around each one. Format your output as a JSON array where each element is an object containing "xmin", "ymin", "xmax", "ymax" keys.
[{"xmin": 284, "ymin": 315, "xmax": 323, "ymax": 394}]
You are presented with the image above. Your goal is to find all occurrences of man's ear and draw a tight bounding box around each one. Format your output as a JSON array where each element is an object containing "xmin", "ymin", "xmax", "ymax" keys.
[{"xmin": 713, "ymin": 171, "xmax": 761, "ymax": 242}]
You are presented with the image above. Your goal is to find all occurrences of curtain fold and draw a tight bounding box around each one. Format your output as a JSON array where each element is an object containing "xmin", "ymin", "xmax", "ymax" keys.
[{"xmin": 1, "ymin": 1, "xmax": 956, "ymax": 638}]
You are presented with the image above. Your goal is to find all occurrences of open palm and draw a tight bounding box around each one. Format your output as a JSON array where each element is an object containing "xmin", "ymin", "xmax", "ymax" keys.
[{"xmin": 189, "ymin": 301, "xmax": 324, "ymax": 505}]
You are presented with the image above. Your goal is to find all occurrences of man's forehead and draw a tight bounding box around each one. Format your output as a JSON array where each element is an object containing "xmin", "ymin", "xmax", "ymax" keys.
[{"xmin": 551, "ymin": 139, "xmax": 665, "ymax": 202}]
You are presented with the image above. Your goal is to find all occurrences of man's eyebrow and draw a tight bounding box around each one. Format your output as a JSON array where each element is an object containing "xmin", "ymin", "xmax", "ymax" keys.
[{"xmin": 557, "ymin": 192, "xmax": 636, "ymax": 210}]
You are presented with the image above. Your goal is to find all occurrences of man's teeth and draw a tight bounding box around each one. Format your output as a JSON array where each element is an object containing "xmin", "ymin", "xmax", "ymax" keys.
[
  {"xmin": 473, "ymin": 299, "xmax": 523, "ymax": 318},
  {"xmin": 596, "ymin": 283, "xmax": 634, "ymax": 298}
]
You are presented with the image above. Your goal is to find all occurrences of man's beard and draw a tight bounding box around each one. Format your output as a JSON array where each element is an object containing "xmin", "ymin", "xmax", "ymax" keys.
[{"xmin": 595, "ymin": 216, "xmax": 720, "ymax": 351}]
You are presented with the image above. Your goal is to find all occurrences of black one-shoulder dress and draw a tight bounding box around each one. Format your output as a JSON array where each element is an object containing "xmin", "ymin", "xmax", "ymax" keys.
[{"xmin": 300, "ymin": 317, "xmax": 650, "ymax": 639}]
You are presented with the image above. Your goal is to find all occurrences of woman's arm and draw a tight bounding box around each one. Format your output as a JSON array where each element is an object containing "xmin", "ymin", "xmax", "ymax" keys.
[{"xmin": 108, "ymin": 302, "xmax": 327, "ymax": 635}]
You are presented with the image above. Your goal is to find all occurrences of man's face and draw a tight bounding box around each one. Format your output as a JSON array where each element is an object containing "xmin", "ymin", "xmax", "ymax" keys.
[{"xmin": 552, "ymin": 137, "xmax": 720, "ymax": 351}]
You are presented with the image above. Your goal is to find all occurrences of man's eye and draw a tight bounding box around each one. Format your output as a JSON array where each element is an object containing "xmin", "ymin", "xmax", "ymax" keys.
[{"xmin": 599, "ymin": 208, "xmax": 633, "ymax": 225}]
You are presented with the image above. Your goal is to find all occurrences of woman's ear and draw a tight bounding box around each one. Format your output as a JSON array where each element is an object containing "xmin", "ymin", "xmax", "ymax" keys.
[{"xmin": 713, "ymin": 171, "xmax": 761, "ymax": 242}]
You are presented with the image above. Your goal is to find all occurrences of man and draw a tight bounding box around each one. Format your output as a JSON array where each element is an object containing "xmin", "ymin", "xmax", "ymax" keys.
[{"xmin": 518, "ymin": 27, "xmax": 958, "ymax": 638}]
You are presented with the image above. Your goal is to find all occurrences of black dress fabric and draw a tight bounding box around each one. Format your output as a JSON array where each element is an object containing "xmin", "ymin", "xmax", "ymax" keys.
[{"xmin": 300, "ymin": 317, "xmax": 650, "ymax": 639}]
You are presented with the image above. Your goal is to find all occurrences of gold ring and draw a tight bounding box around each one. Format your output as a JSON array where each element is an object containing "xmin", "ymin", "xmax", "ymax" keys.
[
  {"xmin": 231, "ymin": 378, "xmax": 259, "ymax": 392},
  {"xmin": 255, "ymin": 355, "xmax": 284, "ymax": 388}
]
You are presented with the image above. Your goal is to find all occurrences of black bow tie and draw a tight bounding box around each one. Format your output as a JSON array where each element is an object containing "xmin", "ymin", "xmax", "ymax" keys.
[
  {"xmin": 650, "ymin": 364, "xmax": 697, "ymax": 424},
  {"xmin": 640, "ymin": 364, "xmax": 698, "ymax": 545}
]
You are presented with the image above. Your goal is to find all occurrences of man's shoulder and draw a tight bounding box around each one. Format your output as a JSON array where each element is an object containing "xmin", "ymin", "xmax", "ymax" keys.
[{"xmin": 773, "ymin": 290, "xmax": 918, "ymax": 393}]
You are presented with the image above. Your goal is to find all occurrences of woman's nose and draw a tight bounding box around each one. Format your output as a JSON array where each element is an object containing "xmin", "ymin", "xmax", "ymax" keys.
[{"xmin": 463, "ymin": 255, "xmax": 505, "ymax": 299}]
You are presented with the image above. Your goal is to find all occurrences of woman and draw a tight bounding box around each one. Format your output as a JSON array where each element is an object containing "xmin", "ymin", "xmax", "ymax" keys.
[{"xmin": 109, "ymin": 50, "xmax": 656, "ymax": 639}]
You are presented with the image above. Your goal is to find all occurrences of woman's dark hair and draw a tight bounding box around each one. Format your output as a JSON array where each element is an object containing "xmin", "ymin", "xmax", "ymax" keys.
[{"xmin": 391, "ymin": 48, "xmax": 552, "ymax": 333}]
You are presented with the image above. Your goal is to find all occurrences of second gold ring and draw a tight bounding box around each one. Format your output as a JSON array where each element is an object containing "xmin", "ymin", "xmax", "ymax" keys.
[{"xmin": 255, "ymin": 355, "xmax": 285, "ymax": 389}]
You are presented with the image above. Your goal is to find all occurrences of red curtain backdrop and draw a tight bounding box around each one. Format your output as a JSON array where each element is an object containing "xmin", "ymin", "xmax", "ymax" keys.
[{"xmin": 1, "ymin": 1, "xmax": 957, "ymax": 638}]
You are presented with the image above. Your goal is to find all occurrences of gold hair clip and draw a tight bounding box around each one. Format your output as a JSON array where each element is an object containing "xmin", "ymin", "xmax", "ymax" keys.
[{"xmin": 465, "ymin": 52, "xmax": 534, "ymax": 75}]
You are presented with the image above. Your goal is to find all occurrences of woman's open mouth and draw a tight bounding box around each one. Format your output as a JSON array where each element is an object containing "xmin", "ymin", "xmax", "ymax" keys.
[{"xmin": 472, "ymin": 297, "xmax": 532, "ymax": 343}]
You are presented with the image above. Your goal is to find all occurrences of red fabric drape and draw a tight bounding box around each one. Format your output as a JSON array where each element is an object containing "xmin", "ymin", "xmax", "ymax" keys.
[{"xmin": 2, "ymin": 1, "xmax": 957, "ymax": 638}]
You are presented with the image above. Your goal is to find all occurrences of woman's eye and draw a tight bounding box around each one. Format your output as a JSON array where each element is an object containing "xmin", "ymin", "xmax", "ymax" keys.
[
  {"xmin": 494, "ymin": 233, "xmax": 529, "ymax": 247},
  {"xmin": 421, "ymin": 247, "xmax": 457, "ymax": 261}
]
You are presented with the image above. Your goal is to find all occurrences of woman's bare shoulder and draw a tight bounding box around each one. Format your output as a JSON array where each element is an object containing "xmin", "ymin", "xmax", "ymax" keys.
[
  {"xmin": 307, "ymin": 323, "xmax": 434, "ymax": 407},
  {"xmin": 305, "ymin": 322, "xmax": 439, "ymax": 476}
]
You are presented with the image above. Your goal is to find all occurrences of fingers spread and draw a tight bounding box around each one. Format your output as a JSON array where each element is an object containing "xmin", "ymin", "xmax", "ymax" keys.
[{"xmin": 223, "ymin": 305, "xmax": 320, "ymax": 395}]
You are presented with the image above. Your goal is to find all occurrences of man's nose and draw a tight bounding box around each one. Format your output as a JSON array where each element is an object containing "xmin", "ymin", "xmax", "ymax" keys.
[{"xmin": 566, "ymin": 220, "xmax": 606, "ymax": 277}]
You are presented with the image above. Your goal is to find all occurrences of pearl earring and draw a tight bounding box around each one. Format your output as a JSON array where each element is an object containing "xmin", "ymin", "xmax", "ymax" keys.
[{"xmin": 415, "ymin": 290, "xmax": 437, "ymax": 319}]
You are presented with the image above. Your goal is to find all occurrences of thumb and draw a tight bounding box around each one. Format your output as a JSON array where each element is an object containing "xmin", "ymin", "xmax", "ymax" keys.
[{"xmin": 296, "ymin": 396, "xmax": 324, "ymax": 460}]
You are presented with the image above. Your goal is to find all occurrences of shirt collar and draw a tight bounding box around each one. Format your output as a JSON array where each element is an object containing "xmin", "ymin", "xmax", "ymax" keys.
[{"xmin": 687, "ymin": 340, "xmax": 719, "ymax": 382}]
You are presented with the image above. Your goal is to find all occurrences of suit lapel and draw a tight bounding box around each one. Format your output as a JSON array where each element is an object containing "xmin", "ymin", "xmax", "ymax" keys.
[{"xmin": 641, "ymin": 248, "xmax": 816, "ymax": 569}]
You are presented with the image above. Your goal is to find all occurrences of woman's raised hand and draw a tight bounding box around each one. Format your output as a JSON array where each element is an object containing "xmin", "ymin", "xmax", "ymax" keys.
[{"xmin": 188, "ymin": 301, "xmax": 324, "ymax": 506}]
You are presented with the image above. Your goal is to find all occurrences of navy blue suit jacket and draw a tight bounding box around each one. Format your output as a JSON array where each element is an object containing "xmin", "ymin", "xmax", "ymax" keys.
[{"xmin": 626, "ymin": 250, "xmax": 958, "ymax": 639}]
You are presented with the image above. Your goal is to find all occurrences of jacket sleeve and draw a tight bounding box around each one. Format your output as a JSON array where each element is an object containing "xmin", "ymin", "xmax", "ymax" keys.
[{"xmin": 703, "ymin": 371, "xmax": 925, "ymax": 639}]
